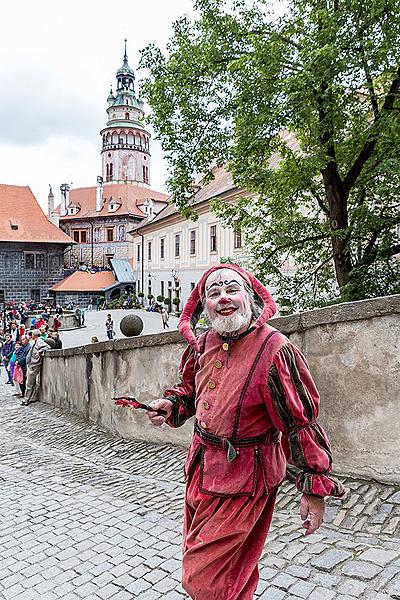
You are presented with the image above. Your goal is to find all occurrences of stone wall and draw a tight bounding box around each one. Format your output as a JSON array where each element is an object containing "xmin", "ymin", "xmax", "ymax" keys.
[
  {"xmin": 40, "ymin": 295, "xmax": 400, "ymax": 483},
  {"xmin": 0, "ymin": 242, "xmax": 66, "ymax": 303}
]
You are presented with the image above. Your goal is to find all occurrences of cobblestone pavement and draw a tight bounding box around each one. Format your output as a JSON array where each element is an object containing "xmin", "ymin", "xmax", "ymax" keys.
[{"xmin": 0, "ymin": 380, "xmax": 399, "ymax": 600}]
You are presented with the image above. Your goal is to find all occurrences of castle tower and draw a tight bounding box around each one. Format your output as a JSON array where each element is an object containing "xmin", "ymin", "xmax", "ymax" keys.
[{"xmin": 100, "ymin": 40, "xmax": 151, "ymax": 187}]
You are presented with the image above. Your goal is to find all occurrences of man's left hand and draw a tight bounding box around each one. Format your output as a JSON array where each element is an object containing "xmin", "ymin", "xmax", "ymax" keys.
[{"xmin": 300, "ymin": 494, "xmax": 325, "ymax": 536}]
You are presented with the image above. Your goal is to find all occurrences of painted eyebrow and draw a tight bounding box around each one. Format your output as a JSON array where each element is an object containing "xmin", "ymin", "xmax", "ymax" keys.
[{"xmin": 205, "ymin": 279, "xmax": 243, "ymax": 292}]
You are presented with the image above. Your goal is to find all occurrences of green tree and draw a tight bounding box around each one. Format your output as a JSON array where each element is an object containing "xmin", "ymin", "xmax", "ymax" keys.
[{"xmin": 140, "ymin": 0, "xmax": 400, "ymax": 309}]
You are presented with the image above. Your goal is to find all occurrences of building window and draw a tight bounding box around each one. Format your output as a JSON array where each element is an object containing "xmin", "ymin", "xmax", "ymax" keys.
[
  {"xmin": 234, "ymin": 228, "xmax": 242, "ymax": 249},
  {"xmin": 161, "ymin": 281, "xmax": 165, "ymax": 297},
  {"xmin": 210, "ymin": 225, "xmax": 217, "ymax": 252},
  {"xmin": 36, "ymin": 254, "xmax": 46, "ymax": 270},
  {"xmin": 125, "ymin": 112, "xmax": 129, "ymax": 120},
  {"xmin": 148, "ymin": 241, "xmax": 152, "ymax": 261},
  {"xmin": 143, "ymin": 165, "xmax": 149, "ymax": 184},
  {"xmin": 137, "ymin": 244, "xmax": 141, "ymax": 262},
  {"xmin": 73, "ymin": 230, "xmax": 87, "ymax": 243},
  {"xmin": 31, "ymin": 289, "xmax": 40, "ymax": 302},
  {"xmin": 190, "ymin": 230, "xmax": 196, "ymax": 255},
  {"xmin": 94, "ymin": 228, "xmax": 101, "ymax": 243},
  {"xmin": 175, "ymin": 234, "xmax": 180, "ymax": 258},
  {"xmin": 25, "ymin": 254, "xmax": 35, "ymax": 269},
  {"xmin": 160, "ymin": 238, "xmax": 165, "ymax": 259},
  {"xmin": 190, "ymin": 282, "xmax": 196, "ymax": 291},
  {"xmin": 107, "ymin": 228, "xmax": 114, "ymax": 242}
]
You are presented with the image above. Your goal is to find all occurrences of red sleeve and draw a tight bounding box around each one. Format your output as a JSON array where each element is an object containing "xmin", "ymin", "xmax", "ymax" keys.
[
  {"xmin": 163, "ymin": 345, "xmax": 198, "ymax": 428},
  {"xmin": 265, "ymin": 343, "xmax": 346, "ymax": 498}
]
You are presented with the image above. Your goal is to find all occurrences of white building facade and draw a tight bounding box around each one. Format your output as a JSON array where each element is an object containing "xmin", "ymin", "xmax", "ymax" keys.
[{"xmin": 130, "ymin": 168, "xmax": 250, "ymax": 310}]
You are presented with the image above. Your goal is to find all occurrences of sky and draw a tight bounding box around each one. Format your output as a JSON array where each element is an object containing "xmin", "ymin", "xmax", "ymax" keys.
[{"xmin": 0, "ymin": 0, "xmax": 197, "ymax": 212}]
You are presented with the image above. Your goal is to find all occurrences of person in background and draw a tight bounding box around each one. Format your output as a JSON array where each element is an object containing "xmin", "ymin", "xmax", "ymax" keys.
[
  {"xmin": 22, "ymin": 330, "xmax": 50, "ymax": 406},
  {"xmin": 9, "ymin": 322, "xmax": 20, "ymax": 343},
  {"xmin": 1, "ymin": 334, "xmax": 15, "ymax": 385},
  {"xmin": 52, "ymin": 314, "xmax": 61, "ymax": 333},
  {"xmin": 15, "ymin": 335, "xmax": 31, "ymax": 398},
  {"xmin": 105, "ymin": 314, "xmax": 114, "ymax": 340},
  {"xmin": 91, "ymin": 336, "xmax": 99, "ymax": 343},
  {"xmin": 39, "ymin": 325, "xmax": 48, "ymax": 339},
  {"xmin": 12, "ymin": 342, "xmax": 24, "ymax": 397},
  {"xmin": 53, "ymin": 332, "xmax": 63, "ymax": 349},
  {"xmin": 161, "ymin": 306, "xmax": 170, "ymax": 330}
]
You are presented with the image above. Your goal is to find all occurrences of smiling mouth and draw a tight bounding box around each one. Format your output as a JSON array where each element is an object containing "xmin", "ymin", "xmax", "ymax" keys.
[{"xmin": 217, "ymin": 307, "xmax": 238, "ymax": 316}]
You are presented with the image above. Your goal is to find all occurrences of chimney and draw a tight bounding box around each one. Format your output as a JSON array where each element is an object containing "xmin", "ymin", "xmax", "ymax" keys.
[
  {"xmin": 96, "ymin": 176, "xmax": 103, "ymax": 212},
  {"xmin": 48, "ymin": 184, "xmax": 54, "ymax": 217},
  {"xmin": 60, "ymin": 183, "xmax": 70, "ymax": 217}
]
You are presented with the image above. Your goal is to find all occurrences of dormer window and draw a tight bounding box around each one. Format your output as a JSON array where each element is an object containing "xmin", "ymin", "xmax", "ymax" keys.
[{"xmin": 125, "ymin": 112, "xmax": 129, "ymax": 119}]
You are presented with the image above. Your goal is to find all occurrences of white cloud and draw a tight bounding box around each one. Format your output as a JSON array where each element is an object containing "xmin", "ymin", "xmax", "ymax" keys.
[{"xmin": 0, "ymin": 0, "xmax": 197, "ymax": 209}]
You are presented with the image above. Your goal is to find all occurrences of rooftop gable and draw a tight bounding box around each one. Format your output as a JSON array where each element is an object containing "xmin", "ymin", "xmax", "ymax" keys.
[{"xmin": 0, "ymin": 184, "xmax": 74, "ymax": 245}]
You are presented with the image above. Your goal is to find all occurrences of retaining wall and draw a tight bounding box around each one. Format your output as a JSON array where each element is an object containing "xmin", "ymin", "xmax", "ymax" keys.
[{"xmin": 40, "ymin": 295, "xmax": 400, "ymax": 483}]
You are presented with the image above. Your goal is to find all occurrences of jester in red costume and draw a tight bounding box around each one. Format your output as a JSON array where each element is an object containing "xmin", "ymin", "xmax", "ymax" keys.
[{"xmin": 148, "ymin": 264, "xmax": 346, "ymax": 600}]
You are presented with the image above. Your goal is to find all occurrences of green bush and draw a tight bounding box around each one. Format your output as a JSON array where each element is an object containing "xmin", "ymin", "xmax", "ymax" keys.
[
  {"xmin": 138, "ymin": 291, "xmax": 145, "ymax": 297},
  {"xmin": 172, "ymin": 297, "xmax": 181, "ymax": 305},
  {"xmin": 147, "ymin": 294, "xmax": 154, "ymax": 300},
  {"xmin": 156, "ymin": 295, "xmax": 164, "ymax": 302},
  {"xmin": 164, "ymin": 298, "xmax": 171, "ymax": 305}
]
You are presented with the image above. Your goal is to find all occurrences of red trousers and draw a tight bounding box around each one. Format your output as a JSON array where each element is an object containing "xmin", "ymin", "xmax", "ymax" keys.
[{"xmin": 182, "ymin": 461, "xmax": 278, "ymax": 600}]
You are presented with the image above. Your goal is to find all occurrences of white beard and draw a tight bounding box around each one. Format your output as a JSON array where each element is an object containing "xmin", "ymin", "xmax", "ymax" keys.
[{"xmin": 207, "ymin": 302, "xmax": 252, "ymax": 335}]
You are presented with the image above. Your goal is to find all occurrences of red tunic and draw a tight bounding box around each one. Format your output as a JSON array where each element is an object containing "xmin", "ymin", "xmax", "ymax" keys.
[{"xmin": 164, "ymin": 324, "xmax": 345, "ymax": 599}]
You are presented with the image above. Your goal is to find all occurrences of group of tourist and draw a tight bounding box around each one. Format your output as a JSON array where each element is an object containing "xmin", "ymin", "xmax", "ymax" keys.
[{"xmin": 0, "ymin": 300, "xmax": 63, "ymax": 405}]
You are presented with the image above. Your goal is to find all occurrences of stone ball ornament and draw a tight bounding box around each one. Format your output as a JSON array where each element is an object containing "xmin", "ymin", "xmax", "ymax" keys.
[{"xmin": 120, "ymin": 314, "xmax": 144, "ymax": 337}]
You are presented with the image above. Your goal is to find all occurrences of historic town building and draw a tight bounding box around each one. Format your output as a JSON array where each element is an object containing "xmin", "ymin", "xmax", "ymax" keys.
[
  {"xmin": 52, "ymin": 42, "xmax": 168, "ymax": 268},
  {"xmin": 0, "ymin": 185, "xmax": 74, "ymax": 304},
  {"xmin": 129, "ymin": 167, "xmax": 251, "ymax": 310}
]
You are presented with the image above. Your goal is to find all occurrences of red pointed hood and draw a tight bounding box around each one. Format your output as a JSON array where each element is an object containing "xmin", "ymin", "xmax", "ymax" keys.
[{"xmin": 178, "ymin": 264, "xmax": 277, "ymax": 352}]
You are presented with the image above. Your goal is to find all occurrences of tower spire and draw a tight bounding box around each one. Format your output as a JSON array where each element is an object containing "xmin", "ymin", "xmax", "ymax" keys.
[{"xmin": 124, "ymin": 38, "xmax": 128, "ymax": 64}]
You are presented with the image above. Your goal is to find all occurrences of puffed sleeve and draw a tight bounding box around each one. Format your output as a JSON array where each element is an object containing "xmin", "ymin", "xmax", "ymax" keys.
[
  {"xmin": 163, "ymin": 344, "xmax": 198, "ymax": 428},
  {"xmin": 266, "ymin": 343, "xmax": 346, "ymax": 498}
]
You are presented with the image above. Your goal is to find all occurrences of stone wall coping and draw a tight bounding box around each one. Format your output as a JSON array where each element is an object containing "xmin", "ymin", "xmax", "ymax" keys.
[
  {"xmin": 45, "ymin": 294, "xmax": 400, "ymax": 358},
  {"xmin": 270, "ymin": 293, "xmax": 400, "ymax": 334},
  {"xmin": 46, "ymin": 329, "xmax": 184, "ymax": 358}
]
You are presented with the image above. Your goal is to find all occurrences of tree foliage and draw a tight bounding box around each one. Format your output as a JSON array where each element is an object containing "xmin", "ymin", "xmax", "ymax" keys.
[{"xmin": 140, "ymin": 0, "xmax": 400, "ymax": 309}]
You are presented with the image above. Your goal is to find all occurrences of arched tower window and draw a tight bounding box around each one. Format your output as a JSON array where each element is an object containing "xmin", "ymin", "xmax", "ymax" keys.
[{"xmin": 125, "ymin": 112, "xmax": 129, "ymax": 120}]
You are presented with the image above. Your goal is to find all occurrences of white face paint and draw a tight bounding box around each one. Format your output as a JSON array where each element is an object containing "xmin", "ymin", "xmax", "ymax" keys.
[{"xmin": 204, "ymin": 268, "xmax": 253, "ymax": 335}]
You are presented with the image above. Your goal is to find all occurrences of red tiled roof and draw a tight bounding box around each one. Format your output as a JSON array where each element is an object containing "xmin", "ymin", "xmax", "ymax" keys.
[
  {"xmin": 50, "ymin": 271, "xmax": 116, "ymax": 292},
  {"xmin": 131, "ymin": 167, "xmax": 236, "ymax": 230},
  {"xmin": 57, "ymin": 183, "xmax": 169, "ymax": 220},
  {"xmin": 0, "ymin": 184, "xmax": 74, "ymax": 244}
]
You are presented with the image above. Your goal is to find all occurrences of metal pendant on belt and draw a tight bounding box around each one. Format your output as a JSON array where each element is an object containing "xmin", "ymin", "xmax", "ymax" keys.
[{"xmin": 226, "ymin": 439, "xmax": 237, "ymax": 463}]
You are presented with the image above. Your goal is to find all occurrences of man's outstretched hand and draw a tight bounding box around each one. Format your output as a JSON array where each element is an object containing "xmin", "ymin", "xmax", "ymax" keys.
[
  {"xmin": 300, "ymin": 494, "xmax": 325, "ymax": 536},
  {"xmin": 147, "ymin": 399, "xmax": 173, "ymax": 426}
]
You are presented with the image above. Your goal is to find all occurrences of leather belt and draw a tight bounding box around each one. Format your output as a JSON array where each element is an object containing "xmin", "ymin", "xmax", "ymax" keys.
[{"xmin": 194, "ymin": 421, "xmax": 280, "ymax": 462}]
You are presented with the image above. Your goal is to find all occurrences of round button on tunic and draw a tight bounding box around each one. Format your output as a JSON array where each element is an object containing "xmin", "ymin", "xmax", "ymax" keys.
[
  {"xmin": 200, "ymin": 421, "xmax": 207, "ymax": 429},
  {"xmin": 222, "ymin": 343, "xmax": 229, "ymax": 351},
  {"xmin": 208, "ymin": 380, "xmax": 216, "ymax": 389},
  {"xmin": 203, "ymin": 401, "xmax": 209, "ymax": 410},
  {"xmin": 214, "ymin": 360, "xmax": 222, "ymax": 369}
]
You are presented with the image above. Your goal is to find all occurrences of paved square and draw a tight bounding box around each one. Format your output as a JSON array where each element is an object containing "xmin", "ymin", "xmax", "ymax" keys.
[{"xmin": 0, "ymin": 380, "xmax": 399, "ymax": 599}]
